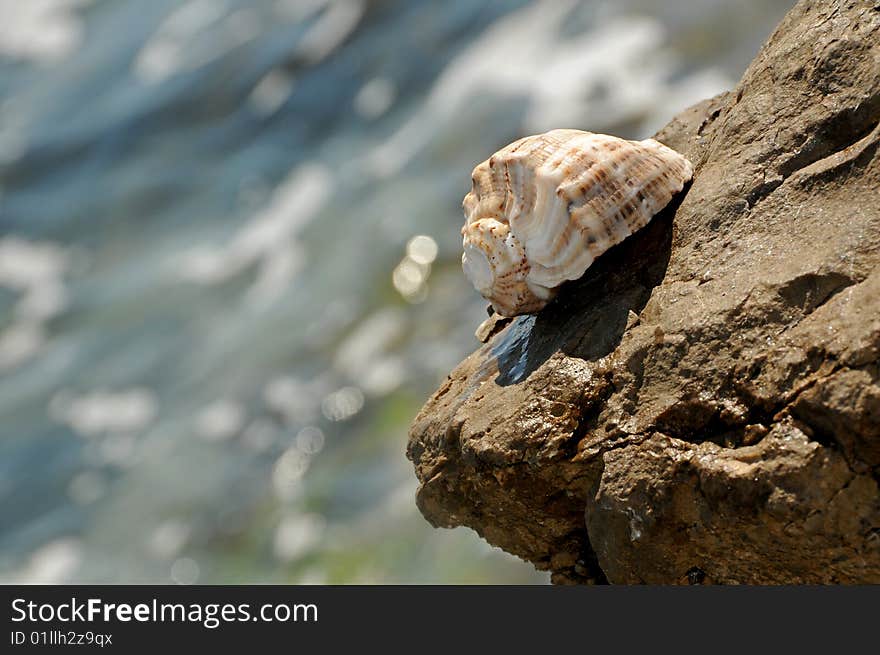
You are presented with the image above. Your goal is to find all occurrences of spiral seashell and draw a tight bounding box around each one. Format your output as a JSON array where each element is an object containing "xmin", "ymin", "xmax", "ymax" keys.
[{"xmin": 461, "ymin": 129, "xmax": 693, "ymax": 317}]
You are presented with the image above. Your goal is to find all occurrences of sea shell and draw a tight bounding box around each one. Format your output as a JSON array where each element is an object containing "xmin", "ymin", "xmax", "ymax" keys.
[{"xmin": 461, "ymin": 129, "xmax": 693, "ymax": 317}]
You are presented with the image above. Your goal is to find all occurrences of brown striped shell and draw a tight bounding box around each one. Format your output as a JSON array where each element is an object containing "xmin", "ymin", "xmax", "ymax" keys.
[{"xmin": 461, "ymin": 129, "xmax": 693, "ymax": 317}]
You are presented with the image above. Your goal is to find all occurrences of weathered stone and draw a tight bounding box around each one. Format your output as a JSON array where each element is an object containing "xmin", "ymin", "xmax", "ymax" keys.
[{"xmin": 407, "ymin": 0, "xmax": 880, "ymax": 584}]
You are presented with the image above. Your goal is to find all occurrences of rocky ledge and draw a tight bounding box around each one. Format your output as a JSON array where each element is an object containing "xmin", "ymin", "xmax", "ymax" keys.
[{"xmin": 407, "ymin": 0, "xmax": 880, "ymax": 584}]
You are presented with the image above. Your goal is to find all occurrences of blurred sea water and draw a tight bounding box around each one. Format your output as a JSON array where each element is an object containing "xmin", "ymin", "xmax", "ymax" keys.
[{"xmin": 0, "ymin": 0, "xmax": 793, "ymax": 583}]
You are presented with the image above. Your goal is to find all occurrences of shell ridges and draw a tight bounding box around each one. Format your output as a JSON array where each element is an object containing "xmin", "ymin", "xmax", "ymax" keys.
[{"xmin": 461, "ymin": 129, "xmax": 693, "ymax": 317}]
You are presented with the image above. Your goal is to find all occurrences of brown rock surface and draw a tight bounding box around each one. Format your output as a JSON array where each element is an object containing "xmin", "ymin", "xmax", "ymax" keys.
[{"xmin": 407, "ymin": 0, "xmax": 880, "ymax": 584}]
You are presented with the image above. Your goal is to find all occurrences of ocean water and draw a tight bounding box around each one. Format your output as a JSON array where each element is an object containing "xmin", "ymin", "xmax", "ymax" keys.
[{"xmin": 0, "ymin": 0, "xmax": 792, "ymax": 583}]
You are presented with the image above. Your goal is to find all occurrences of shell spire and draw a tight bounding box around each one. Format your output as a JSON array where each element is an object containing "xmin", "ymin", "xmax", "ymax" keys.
[{"xmin": 461, "ymin": 129, "xmax": 693, "ymax": 317}]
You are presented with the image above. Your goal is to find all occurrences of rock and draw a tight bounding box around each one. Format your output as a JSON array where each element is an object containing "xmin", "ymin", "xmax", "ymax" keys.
[
  {"xmin": 407, "ymin": 0, "xmax": 880, "ymax": 584},
  {"xmin": 474, "ymin": 312, "xmax": 513, "ymax": 344}
]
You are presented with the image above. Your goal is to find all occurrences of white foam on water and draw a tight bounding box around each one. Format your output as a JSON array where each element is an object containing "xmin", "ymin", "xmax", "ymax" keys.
[
  {"xmin": 16, "ymin": 281, "xmax": 68, "ymax": 321},
  {"xmin": 273, "ymin": 513, "xmax": 325, "ymax": 562},
  {"xmin": 333, "ymin": 307, "xmax": 405, "ymax": 381},
  {"xmin": 320, "ymin": 386, "xmax": 363, "ymax": 421},
  {"xmin": 0, "ymin": 237, "xmax": 74, "ymax": 369},
  {"xmin": 354, "ymin": 77, "xmax": 397, "ymax": 119},
  {"xmin": 0, "ymin": 322, "xmax": 46, "ymax": 371},
  {"xmin": 0, "ymin": 0, "xmax": 92, "ymax": 63},
  {"xmin": 0, "ymin": 237, "xmax": 69, "ymax": 290},
  {"xmin": 2, "ymin": 538, "xmax": 82, "ymax": 584},
  {"xmin": 134, "ymin": 0, "xmax": 261, "ymax": 83},
  {"xmin": 295, "ymin": 0, "xmax": 364, "ymax": 64},
  {"xmin": 359, "ymin": 355, "xmax": 405, "ymax": 396},
  {"xmin": 295, "ymin": 426, "xmax": 325, "ymax": 455},
  {"xmin": 245, "ymin": 241, "xmax": 305, "ymax": 307},
  {"xmin": 50, "ymin": 387, "xmax": 158, "ymax": 438},
  {"xmin": 248, "ymin": 69, "xmax": 297, "ymax": 116},
  {"xmin": 366, "ymin": 0, "xmax": 732, "ymax": 177},
  {"xmin": 178, "ymin": 164, "xmax": 331, "ymax": 299},
  {"xmin": 134, "ymin": 0, "xmax": 228, "ymax": 82},
  {"xmin": 263, "ymin": 375, "xmax": 325, "ymax": 424},
  {"xmin": 149, "ymin": 519, "xmax": 192, "ymax": 560},
  {"xmin": 195, "ymin": 399, "xmax": 246, "ymax": 442},
  {"xmin": 272, "ymin": 447, "xmax": 311, "ymax": 501}
]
